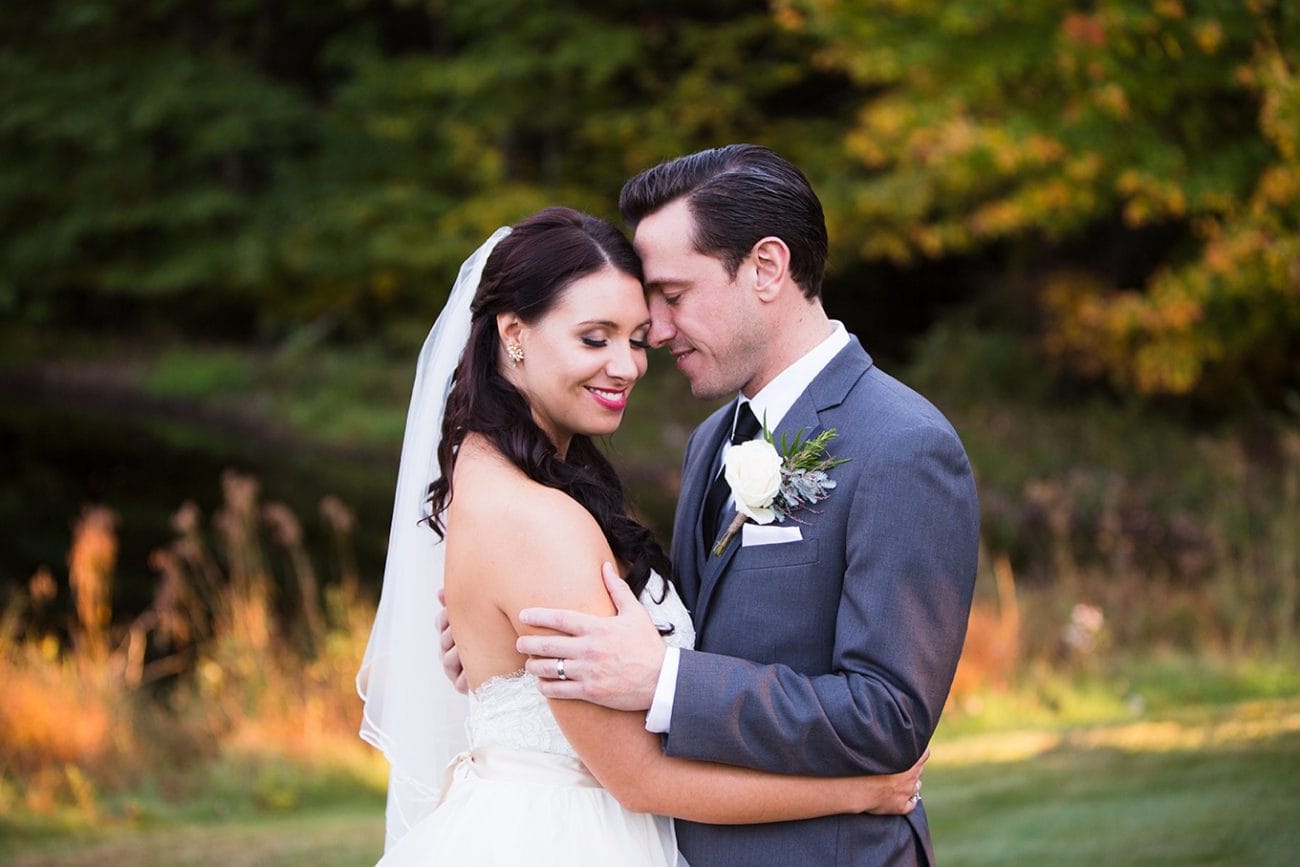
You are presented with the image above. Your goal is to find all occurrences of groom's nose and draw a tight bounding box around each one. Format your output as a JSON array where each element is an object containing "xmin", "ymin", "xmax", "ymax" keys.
[{"xmin": 647, "ymin": 295, "xmax": 676, "ymax": 348}]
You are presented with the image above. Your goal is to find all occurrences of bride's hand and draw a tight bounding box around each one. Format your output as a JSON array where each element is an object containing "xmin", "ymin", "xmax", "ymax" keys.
[
  {"xmin": 862, "ymin": 748, "xmax": 929, "ymax": 815},
  {"xmin": 438, "ymin": 588, "xmax": 468, "ymax": 694}
]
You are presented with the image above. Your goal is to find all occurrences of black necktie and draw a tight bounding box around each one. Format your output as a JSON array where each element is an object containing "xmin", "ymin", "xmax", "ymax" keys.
[{"xmin": 702, "ymin": 402, "xmax": 763, "ymax": 549}]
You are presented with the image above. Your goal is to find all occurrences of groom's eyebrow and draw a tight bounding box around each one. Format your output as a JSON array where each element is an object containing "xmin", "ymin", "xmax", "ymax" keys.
[{"xmin": 644, "ymin": 278, "xmax": 687, "ymax": 291}]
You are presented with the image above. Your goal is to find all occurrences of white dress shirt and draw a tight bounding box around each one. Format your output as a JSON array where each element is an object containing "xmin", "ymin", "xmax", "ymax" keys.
[{"xmin": 646, "ymin": 322, "xmax": 850, "ymax": 733}]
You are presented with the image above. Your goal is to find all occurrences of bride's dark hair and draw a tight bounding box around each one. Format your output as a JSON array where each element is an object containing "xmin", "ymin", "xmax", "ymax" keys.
[{"xmin": 428, "ymin": 207, "xmax": 671, "ymax": 598}]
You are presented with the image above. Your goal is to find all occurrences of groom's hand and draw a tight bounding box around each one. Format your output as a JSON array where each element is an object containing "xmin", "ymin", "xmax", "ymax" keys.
[{"xmin": 517, "ymin": 562, "xmax": 666, "ymax": 711}]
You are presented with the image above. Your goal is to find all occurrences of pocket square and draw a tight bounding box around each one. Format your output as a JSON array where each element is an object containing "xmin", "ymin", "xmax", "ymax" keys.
[{"xmin": 741, "ymin": 523, "xmax": 803, "ymax": 547}]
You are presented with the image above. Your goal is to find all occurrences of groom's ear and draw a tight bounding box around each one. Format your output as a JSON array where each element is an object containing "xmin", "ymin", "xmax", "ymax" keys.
[{"xmin": 750, "ymin": 236, "xmax": 791, "ymax": 302}]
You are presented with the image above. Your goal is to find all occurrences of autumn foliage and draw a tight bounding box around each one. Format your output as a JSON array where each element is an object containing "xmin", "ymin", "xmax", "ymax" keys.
[{"xmin": 777, "ymin": 0, "xmax": 1299, "ymax": 405}]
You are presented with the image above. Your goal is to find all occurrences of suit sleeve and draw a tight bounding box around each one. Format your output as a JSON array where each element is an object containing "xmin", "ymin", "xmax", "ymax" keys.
[{"xmin": 663, "ymin": 422, "xmax": 980, "ymax": 776}]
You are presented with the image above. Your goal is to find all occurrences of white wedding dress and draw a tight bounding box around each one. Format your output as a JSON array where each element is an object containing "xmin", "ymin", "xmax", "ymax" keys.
[{"xmin": 376, "ymin": 571, "xmax": 695, "ymax": 866}]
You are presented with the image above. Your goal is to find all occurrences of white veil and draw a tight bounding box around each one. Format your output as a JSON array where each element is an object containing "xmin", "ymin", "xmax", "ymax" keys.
[{"xmin": 357, "ymin": 226, "xmax": 511, "ymax": 853}]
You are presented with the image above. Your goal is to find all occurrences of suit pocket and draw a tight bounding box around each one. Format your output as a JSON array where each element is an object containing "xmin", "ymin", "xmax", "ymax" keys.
[
  {"xmin": 733, "ymin": 537, "xmax": 819, "ymax": 570},
  {"xmin": 712, "ymin": 538, "xmax": 833, "ymax": 664},
  {"xmin": 741, "ymin": 523, "xmax": 802, "ymax": 547}
]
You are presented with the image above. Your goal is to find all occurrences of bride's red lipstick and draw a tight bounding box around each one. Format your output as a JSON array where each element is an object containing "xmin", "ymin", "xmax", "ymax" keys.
[{"xmin": 587, "ymin": 387, "xmax": 628, "ymax": 410}]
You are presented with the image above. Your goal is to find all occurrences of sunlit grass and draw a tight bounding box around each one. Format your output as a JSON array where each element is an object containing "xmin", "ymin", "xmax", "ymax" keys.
[
  {"xmin": 0, "ymin": 752, "xmax": 386, "ymax": 850},
  {"xmin": 0, "ymin": 807, "xmax": 383, "ymax": 867},
  {"xmin": 943, "ymin": 650, "xmax": 1300, "ymax": 738},
  {"xmin": 935, "ymin": 695, "xmax": 1300, "ymax": 765},
  {"xmin": 928, "ymin": 699, "xmax": 1300, "ymax": 866},
  {"xmin": 1118, "ymin": 652, "xmax": 1300, "ymax": 709}
]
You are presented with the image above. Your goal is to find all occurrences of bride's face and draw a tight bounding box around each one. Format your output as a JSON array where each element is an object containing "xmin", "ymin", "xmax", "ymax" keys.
[{"xmin": 502, "ymin": 265, "xmax": 651, "ymax": 456}]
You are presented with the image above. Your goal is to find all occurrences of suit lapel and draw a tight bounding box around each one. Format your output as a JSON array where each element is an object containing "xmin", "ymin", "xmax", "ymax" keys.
[
  {"xmin": 689, "ymin": 339, "xmax": 874, "ymax": 634},
  {"xmin": 692, "ymin": 512, "xmax": 743, "ymax": 639},
  {"xmin": 675, "ymin": 404, "xmax": 736, "ymax": 610}
]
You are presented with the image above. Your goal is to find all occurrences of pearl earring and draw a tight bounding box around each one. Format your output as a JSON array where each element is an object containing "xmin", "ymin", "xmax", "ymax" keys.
[{"xmin": 506, "ymin": 342, "xmax": 525, "ymax": 365}]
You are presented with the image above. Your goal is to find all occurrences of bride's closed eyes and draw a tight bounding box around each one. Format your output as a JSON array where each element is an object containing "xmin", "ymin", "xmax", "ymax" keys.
[
  {"xmin": 579, "ymin": 329, "xmax": 651, "ymax": 350},
  {"xmin": 580, "ymin": 336, "xmax": 652, "ymax": 349}
]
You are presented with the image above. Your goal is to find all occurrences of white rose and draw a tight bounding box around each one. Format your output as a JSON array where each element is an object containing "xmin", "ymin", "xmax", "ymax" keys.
[{"xmin": 724, "ymin": 440, "xmax": 783, "ymax": 524}]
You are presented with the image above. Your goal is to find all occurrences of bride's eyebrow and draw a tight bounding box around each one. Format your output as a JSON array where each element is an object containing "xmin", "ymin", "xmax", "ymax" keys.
[{"xmin": 574, "ymin": 318, "xmax": 650, "ymax": 331}]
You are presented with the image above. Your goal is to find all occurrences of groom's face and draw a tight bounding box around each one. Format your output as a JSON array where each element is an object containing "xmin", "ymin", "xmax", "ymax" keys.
[{"xmin": 634, "ymin": 199, "xmax": 766, "ymax": 400}]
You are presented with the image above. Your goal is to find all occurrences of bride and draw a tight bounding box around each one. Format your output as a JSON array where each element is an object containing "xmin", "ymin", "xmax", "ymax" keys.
[{"xmin": 357, "ymin": 207, "xmax": 925, "ymax": 865}]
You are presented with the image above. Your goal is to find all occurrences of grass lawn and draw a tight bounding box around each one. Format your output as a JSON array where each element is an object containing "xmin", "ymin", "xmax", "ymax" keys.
[
  {"xmin": 0, "ymin": 807, "xmax": 384, "ymax": 867},
  {"xmin": 928, "ymin": 697, "xmax": 1300, "ymax": 865},
  {"xmin": 4, "ymin": 697, "xmax": 1297, "ymax": 866}
]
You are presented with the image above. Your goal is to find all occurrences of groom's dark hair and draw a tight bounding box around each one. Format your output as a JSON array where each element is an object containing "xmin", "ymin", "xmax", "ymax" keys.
[{"xmin": 618, "ymin": 143, "xmax": 828, "ymax": 299}]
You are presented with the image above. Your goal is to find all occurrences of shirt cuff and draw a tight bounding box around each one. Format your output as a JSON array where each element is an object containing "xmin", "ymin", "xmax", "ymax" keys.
[{"xmin": 645, "ymin": 645, "xmax": 681, "ymax": 733}]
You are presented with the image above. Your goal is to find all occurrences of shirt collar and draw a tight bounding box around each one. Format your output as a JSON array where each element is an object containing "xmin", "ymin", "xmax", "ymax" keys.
[{"xmin": 734, "ymin": 322, "xmax": 849, "ymax": 437}]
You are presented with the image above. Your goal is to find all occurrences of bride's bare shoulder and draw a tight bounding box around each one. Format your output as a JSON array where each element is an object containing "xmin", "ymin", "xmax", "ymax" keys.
[
  {"xmin": 449, "ymin": 435, "xmax": 613, "ymax": 612},
  {"xmin": 451, "ymin": 434, "xmax": 598, "ymax": 539}
]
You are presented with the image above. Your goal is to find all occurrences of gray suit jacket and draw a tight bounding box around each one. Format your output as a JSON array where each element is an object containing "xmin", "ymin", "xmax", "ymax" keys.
[{"xmin": 667, "ymin": 336, "xmax": 979, "ymax": 866}]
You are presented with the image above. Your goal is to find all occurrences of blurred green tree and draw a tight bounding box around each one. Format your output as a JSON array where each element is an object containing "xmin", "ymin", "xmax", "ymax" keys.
[
  {"xmin": 269, "ymin": 0, "xmax": 849, "ymax": 340},
  {"xmin": 0, "ymin": 1, "xmax": 324, "ymax": 332},
  {"xmin": 0, "ymin": 0, "xmax": 845, "ymax": 345}
]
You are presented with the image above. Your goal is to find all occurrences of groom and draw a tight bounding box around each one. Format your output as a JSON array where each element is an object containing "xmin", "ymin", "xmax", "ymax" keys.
[{"xmin": 522, "ymin": 144, "xmax": 979, "ymax": 865}]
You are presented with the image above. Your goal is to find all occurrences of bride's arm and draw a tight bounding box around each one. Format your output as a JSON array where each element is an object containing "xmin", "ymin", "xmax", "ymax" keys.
[
  {"xmin": 559, "ymin": 698, "xmax": 926, "ymax": 822},
  {"xmin": 497, "ymin": 493, "xmax": 925, "ymax": 823}
]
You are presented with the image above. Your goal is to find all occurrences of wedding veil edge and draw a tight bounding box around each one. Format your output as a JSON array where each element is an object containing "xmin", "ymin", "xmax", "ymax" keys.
[{"xmin": 356, "ymin": 226, "xmax": 512, "ymax": 853}]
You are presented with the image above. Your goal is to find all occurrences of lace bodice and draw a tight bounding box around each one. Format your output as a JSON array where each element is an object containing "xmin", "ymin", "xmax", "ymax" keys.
[{"xmin": 467, "ymin": 571, "xmax": 694, "ymax": 758}]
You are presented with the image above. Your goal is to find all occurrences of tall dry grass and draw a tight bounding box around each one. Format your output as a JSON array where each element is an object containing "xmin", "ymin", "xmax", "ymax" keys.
[
  {"xmin": 0, "ymin": 470, "xmax": 379, "ymax": 820},
  {"xmin": 950, "ymin": 429, "xmax": 1300, "ymax": 713},
  {"xmin": 5, "ymin": 424, "xmax": 1298, "ymax": 817}
]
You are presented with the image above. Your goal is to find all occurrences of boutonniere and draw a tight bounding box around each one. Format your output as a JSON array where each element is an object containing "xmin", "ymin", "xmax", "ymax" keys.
[{"xmin": 712, "ymin": 424, "xmax": 848, "ymax": 557}]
